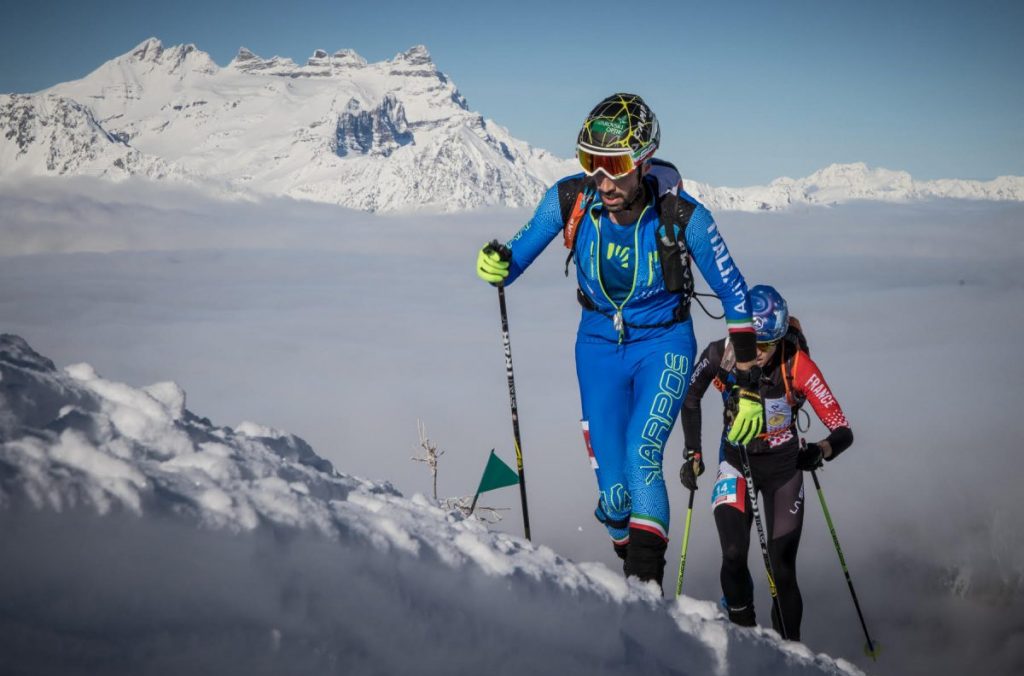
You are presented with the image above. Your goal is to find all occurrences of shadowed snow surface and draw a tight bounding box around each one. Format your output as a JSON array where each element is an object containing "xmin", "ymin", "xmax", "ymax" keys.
[{"xmin": 0, "ymin": 334, "xmax": 858, "ymax": 675}]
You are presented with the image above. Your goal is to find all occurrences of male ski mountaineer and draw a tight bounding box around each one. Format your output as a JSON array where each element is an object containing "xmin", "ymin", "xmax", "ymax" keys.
[{"xmin": 476, "ymin": 93, "xmax": 762, "ymax": 592}]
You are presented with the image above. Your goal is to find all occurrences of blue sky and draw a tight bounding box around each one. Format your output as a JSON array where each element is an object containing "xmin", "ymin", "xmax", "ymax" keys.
[{"xmin": 1, "ymin": 0, "xmax": 1021, "ymax": 185}]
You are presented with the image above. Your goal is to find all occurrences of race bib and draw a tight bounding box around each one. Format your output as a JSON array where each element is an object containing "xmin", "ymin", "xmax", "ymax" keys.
[{"xmin": 712, "ymin": 468, "xmax": 746, "ymax": 513}]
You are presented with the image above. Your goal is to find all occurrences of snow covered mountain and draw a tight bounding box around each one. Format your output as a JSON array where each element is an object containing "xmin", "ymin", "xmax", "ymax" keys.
[
  {"xmin": 0, "ymin": 333, "xmax": 861, "ymax": 674},
  {"xmin": 685, "ymin": 162, "xmax": 1024, "ymax": 211},
  {"xmin": 0, "ymin": 37, "xmax": 1020, "ymax": 212},
  {"xmin": 0, "ymin": 38, "xmax": 575, "ymax": 212}
]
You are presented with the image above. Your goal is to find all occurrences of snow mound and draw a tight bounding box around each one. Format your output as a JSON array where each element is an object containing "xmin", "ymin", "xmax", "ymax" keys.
[{"xmin": 0, "ymin": 334, "xmax": 860, "ymax": 675}]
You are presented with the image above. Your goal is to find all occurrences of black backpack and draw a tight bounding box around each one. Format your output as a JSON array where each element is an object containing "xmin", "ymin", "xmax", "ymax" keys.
[{"xmin": 555, "ymin": 159, "xmax": 697, "ymax": 316}]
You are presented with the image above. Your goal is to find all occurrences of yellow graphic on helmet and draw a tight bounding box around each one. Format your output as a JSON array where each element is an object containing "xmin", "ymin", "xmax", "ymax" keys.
[{"xmin": 578, "ymin": 93, "xmax": 657, "ymax": 161}]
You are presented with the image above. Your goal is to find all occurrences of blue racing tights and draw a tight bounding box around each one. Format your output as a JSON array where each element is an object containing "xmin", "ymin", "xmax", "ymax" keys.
[{"xmin": 576, "ymin": 322, "xmax": 695, "ymax": 546}]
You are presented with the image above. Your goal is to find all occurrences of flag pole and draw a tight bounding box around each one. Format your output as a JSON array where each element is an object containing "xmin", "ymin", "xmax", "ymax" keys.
[{"xmin": 470, "ymin": 449, "xmax": 521, "ymax": 522}]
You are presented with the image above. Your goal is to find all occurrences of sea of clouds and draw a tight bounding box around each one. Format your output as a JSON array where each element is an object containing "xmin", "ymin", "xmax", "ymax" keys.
[{"xmin": 1, "ymin": 175, "xmax": 1021, "ymax": 674}]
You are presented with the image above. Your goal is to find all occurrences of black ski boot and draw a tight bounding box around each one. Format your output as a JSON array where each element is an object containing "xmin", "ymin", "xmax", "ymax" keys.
[
  {"xmin": 623, "ymin": 528, "xmax": 668, "ymax": 594},
  {"xmin": 726, "ymin": 602, "xmax": 757, "ymax": 627}
]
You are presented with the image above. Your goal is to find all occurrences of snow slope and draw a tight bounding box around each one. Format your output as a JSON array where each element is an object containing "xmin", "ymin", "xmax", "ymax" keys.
[
  {"xmin": 0, "ymin": 93, "xmax": 175, "ymax": 181},
  {"xmin": 0, "ymin": 333, "xmax": 860, "ymax": 675}
]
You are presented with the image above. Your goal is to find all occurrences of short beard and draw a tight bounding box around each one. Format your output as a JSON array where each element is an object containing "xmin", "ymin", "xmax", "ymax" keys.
[
  {"xmin": 605, "ymin": 199, "xmax": 626, "ymax": 214},
  {"xmin": 606, "ymin": 181, "xmax": 645, "ymax": 214}
]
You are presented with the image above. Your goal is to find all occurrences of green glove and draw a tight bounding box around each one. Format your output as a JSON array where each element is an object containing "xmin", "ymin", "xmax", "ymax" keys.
[
  {"xmin": 476, "ymin": 240, "xmax": 510, "ymax": 284},
  {"xmin": 726, "ymin": 367, "xmax": 764, "ymax": 446}
]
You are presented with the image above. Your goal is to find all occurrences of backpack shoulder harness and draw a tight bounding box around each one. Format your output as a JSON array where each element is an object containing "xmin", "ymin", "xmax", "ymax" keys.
[{"xmin": 556, "ymin": 160, "xmax": 696, "ymax": 329}]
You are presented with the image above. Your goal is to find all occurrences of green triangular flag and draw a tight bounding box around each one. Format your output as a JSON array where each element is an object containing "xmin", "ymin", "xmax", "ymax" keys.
[{"xmin": 475, "ymin": 449, "xmax": 520, "ymax": 495}]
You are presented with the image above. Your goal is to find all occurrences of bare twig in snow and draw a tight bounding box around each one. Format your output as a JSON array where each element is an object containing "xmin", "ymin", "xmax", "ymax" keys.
[{"xmin": 412, "ymin": 419, "xmax": 445, "ymax": 501}]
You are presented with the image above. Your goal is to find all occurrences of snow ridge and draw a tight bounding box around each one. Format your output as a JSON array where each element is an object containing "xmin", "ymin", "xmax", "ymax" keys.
[{"xmin": 0, "ymin": 333, "xmax": 861, "ymax": 675}]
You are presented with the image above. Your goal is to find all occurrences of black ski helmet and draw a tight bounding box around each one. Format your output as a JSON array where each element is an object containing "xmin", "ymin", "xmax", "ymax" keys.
[{"xmin": 577, "ymin": 93, "xmax": 660, "ymax": 164}]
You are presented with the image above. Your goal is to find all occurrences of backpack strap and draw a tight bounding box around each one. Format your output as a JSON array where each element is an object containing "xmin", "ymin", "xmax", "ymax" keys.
[
  {"xmin": 780, "ymin": 317, "xmax": 810, "ymax": 406},
  {"xmin": 648, "ymin": 158, "xmax": 685, "ymax": 193},
  {"xmin": 560, "ymin": 164, "xmax": 696, "ymax": 318},
  {"xmin": 787, "ymin": 316, "xmax": 809, "ymax": 354},
  {"xmin": 781, "ymin": 341, "xmax": 805, "ymax": 408},
  {"xmin": 576, "ymin": 287, "xmax": 690, "ymax": 328},
  {"xmin": 655, "ymin": 192, "xmax": 696, "ymax": 299},
  {"xmin": 559, "ymin": 161, "xmax": 683, "ymax": 277},
  {"xmin": 558, "ymin": 176, "xmax": 595, "ymax": 276},
  {"xmin": 782, "ymin": 340, "xmax": 794, "ymax": 406}
]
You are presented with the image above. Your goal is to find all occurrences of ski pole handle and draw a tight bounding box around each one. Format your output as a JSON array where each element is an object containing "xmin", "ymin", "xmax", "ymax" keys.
[{"xmin": 484, "ymin": 239, "xmax": 512, "ymax": 263}]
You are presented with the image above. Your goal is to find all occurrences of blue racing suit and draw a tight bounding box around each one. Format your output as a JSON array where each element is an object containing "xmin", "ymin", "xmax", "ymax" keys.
[{"xmin": 503, "ymin": 164, "xmax": 754, "ymax": 548}]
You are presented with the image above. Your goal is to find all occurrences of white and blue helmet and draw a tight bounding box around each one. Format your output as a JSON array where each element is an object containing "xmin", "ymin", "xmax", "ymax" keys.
[{"xmin": 750, "ymin": 285, "xmax": 789, "ymax": 343}]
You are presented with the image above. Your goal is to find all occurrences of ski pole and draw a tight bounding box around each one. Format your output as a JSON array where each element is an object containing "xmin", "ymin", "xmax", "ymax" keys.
[
  {"xmin": 674, "ymin": 488, "xmax": 696, "ymax": 598},
  {"xmin": 736, "ymin": 442, "xmax": 789, "ymax": 640},
  {"xmin": 485, "ymin": 241, "xmax": 532, "ymax": 541},
  {"xmin": 810, "ymin": 469, "xmax": 879, "ymax": 660}
]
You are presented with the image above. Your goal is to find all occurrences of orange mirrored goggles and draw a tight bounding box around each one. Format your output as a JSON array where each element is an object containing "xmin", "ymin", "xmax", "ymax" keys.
[{"xmin": 576, "ymin": 148, "xmax": 638, "ymax": 179}]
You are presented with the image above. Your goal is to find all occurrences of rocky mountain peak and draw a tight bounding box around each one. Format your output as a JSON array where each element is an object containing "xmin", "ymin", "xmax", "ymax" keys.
[
  {"xmin": 130, "ymin": 37, "xmax": 165, "ymax": 61},
  {"xmin": 227, "ymin": 47, "xmax": 297, "ymax": 74},
  {"xmin": 331, "ymin": 49, "xmax": 367, "ymax": 68},
  {"xmin": 121, "ymin": 38, "xmax": 215, "ymax": 75},
  {"xmin": 305, "ymin": 48, "xmax": 367, "ymax": 70},
  {"xmin": 233, "ymin": 46, "xmax": 259, "ymax": 62},
  {"xmin": 389, "ymin": 45, "xmax": 435, "ymax": 73}
]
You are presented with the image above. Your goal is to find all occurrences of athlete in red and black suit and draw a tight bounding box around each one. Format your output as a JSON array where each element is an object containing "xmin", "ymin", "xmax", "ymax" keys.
[{"xmin": 680, "ymin": 285, "xmax": 853, "ymax": 641}]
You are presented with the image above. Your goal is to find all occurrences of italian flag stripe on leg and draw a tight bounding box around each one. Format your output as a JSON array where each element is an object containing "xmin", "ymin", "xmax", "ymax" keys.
[{"xmin": 630, "ymin": 515, "xmax": 668, "ymax": 541}]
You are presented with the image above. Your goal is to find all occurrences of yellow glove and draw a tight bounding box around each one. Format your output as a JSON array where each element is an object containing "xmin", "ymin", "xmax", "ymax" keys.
[
  {"xmin": 476, "ymin": 240, "xmax": 510, "ymax": 284},
  {"xmin": 726, "ymin": 367, "xmax": 763, "ymax": 446}
]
